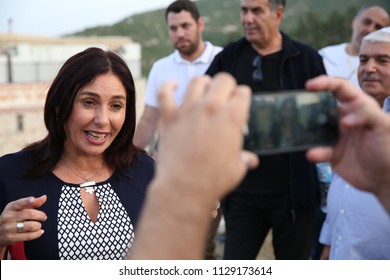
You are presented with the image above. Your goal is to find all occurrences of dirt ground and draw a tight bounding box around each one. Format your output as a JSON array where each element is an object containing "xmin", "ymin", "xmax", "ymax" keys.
[{"xmin": 215, "ymin": 216, "xmax": 274, "ymax": 260}]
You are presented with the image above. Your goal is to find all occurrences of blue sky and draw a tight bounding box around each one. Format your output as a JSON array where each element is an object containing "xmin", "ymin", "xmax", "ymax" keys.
[{"xmin": 0, "ymin": 0, "xmax": 178, "ymax": 36}]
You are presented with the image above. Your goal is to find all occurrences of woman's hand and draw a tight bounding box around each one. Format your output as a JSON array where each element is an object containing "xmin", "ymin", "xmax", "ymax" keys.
[{"xmin": 0, "ymin": 195, "xmax": 47, "ymax": 249}]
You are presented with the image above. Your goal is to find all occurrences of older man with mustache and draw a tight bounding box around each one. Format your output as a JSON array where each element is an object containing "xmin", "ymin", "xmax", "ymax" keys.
[{"xmin": 319, "ymin": 27, "xmax": 390, "ymax": 260}]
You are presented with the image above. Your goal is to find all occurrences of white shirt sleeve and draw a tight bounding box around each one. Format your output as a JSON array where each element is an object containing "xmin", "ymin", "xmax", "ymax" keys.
[{"xmin": 144, "ymin": 63, "xmax": 160, "ymax": 108}]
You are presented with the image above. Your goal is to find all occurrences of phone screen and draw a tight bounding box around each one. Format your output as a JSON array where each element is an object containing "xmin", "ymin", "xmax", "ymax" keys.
[{"xmin": 244, "ymin": 90, "xmax": 339, "ymax": 155}]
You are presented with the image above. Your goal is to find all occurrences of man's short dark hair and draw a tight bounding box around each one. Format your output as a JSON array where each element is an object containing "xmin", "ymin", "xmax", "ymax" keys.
[{"xmin": 165, "ymin": 0, "xmax": 200, "ymax": 21}]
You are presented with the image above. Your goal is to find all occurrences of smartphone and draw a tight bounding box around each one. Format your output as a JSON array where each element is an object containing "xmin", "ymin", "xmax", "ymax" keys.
[{"xmin": 244, "ymin": 90, "xmax": 339, "ymax": 155}]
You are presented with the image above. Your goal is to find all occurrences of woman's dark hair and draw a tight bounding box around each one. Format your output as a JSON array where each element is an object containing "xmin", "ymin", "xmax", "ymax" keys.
[
  {"xmin": 165, "ymin": 0, "xmax": 200, "ymax": 21},
  {"xmin": 24, "ymin": 47, "xmax": 140, "ymax": 176}
]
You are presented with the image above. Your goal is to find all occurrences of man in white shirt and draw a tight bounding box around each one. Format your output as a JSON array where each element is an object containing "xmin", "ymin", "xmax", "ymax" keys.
[
  {"xmin": 134, "ymin": 0, "xmax": 222, "ymax": 151},
  {"xmin": 311, "ymin": 5, "xmax": 389, "ymax": 259},
  {"xmin": 319, "ymin": 5, "xmax": 389, "ymax": 87},
  {"xmin": 319, "ymin": 27, "xmax": 390, "ymax": 260}
]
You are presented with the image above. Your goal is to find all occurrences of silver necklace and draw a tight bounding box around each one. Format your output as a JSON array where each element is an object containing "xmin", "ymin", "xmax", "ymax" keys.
[{"xmin": 61, "ymin": 156, "xmax": 105, "ymax": 195}]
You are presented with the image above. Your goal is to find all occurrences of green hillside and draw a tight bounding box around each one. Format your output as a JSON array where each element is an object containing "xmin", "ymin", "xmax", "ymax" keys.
[{"xmin": 69, "ymin": 0, "xmax": 390, "ymax": 76}]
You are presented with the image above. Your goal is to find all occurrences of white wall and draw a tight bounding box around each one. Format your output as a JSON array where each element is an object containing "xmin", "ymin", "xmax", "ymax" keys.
[{"xmin": 0, "ymin": 41, "xmax": 142, "ymax": 83}]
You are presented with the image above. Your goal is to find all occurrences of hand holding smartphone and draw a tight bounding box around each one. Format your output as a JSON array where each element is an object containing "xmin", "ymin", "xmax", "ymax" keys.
[{"xmin": 244, "ymin": 90, "xmax": 339, "ymax": 155}]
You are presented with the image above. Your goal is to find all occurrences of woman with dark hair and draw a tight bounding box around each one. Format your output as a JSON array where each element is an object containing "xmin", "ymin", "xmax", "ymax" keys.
[{"xmin": 0, "ymin": 47, "xmax": 155, "ymax": 259}]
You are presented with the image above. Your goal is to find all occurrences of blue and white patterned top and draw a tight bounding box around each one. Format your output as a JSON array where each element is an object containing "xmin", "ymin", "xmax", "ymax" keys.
[{"xmin": 0, "ymin": 150, "xmax": 155, "ymax": 259}]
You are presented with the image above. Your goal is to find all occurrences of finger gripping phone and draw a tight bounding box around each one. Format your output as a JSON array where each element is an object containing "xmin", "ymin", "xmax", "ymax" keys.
[{"xmin": 244, "ymin": 90, "xmax": 339, "ymax": 155}]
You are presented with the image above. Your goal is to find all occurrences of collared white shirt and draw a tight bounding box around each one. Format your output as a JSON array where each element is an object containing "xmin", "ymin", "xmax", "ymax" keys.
[
  {"xmin": 319, "ymin": 102, "xmax": 390, "ymax": 259},
  {"xmin": 144, "ymin": 41, "xmax": 222, "ymax": 108},
  {"xmin": 319, "ymin": 174, "xmax": 390, "ymax": 259}
]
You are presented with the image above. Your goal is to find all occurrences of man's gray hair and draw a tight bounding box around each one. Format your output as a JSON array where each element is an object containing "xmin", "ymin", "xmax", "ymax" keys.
[{"xmin": 363, "ymin": 27, "xmax": 390, "ymax": 44}]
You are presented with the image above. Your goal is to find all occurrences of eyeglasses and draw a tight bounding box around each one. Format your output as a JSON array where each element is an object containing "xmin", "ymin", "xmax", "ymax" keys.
[{"xmin": 252, "ymin": 55, "xmax": 263, "ymax": 82}]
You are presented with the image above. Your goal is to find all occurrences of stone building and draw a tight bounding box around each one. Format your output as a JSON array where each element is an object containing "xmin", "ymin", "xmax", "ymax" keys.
[
  {"xmin": 0, "ymin": 33, "xmax": 146, "ymax": 156},
  {"xmin": 0, "ymin": 33, "xmax": 142, "ymax": 83}
]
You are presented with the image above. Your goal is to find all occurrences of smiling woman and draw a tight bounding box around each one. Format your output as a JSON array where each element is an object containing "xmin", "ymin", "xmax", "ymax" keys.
[
  {"xmin": 63, "ymin": 73, "xmax": 128, "ymax": 158},
  {"xmin": 0, "ymin": 47, "xmax": 155, "ymax": 259}
]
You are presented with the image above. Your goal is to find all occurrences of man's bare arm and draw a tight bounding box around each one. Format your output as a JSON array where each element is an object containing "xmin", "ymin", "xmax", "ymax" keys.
[{"xmin": 133, "ymin": 106, "xmax": 159, "ymax": 149}]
